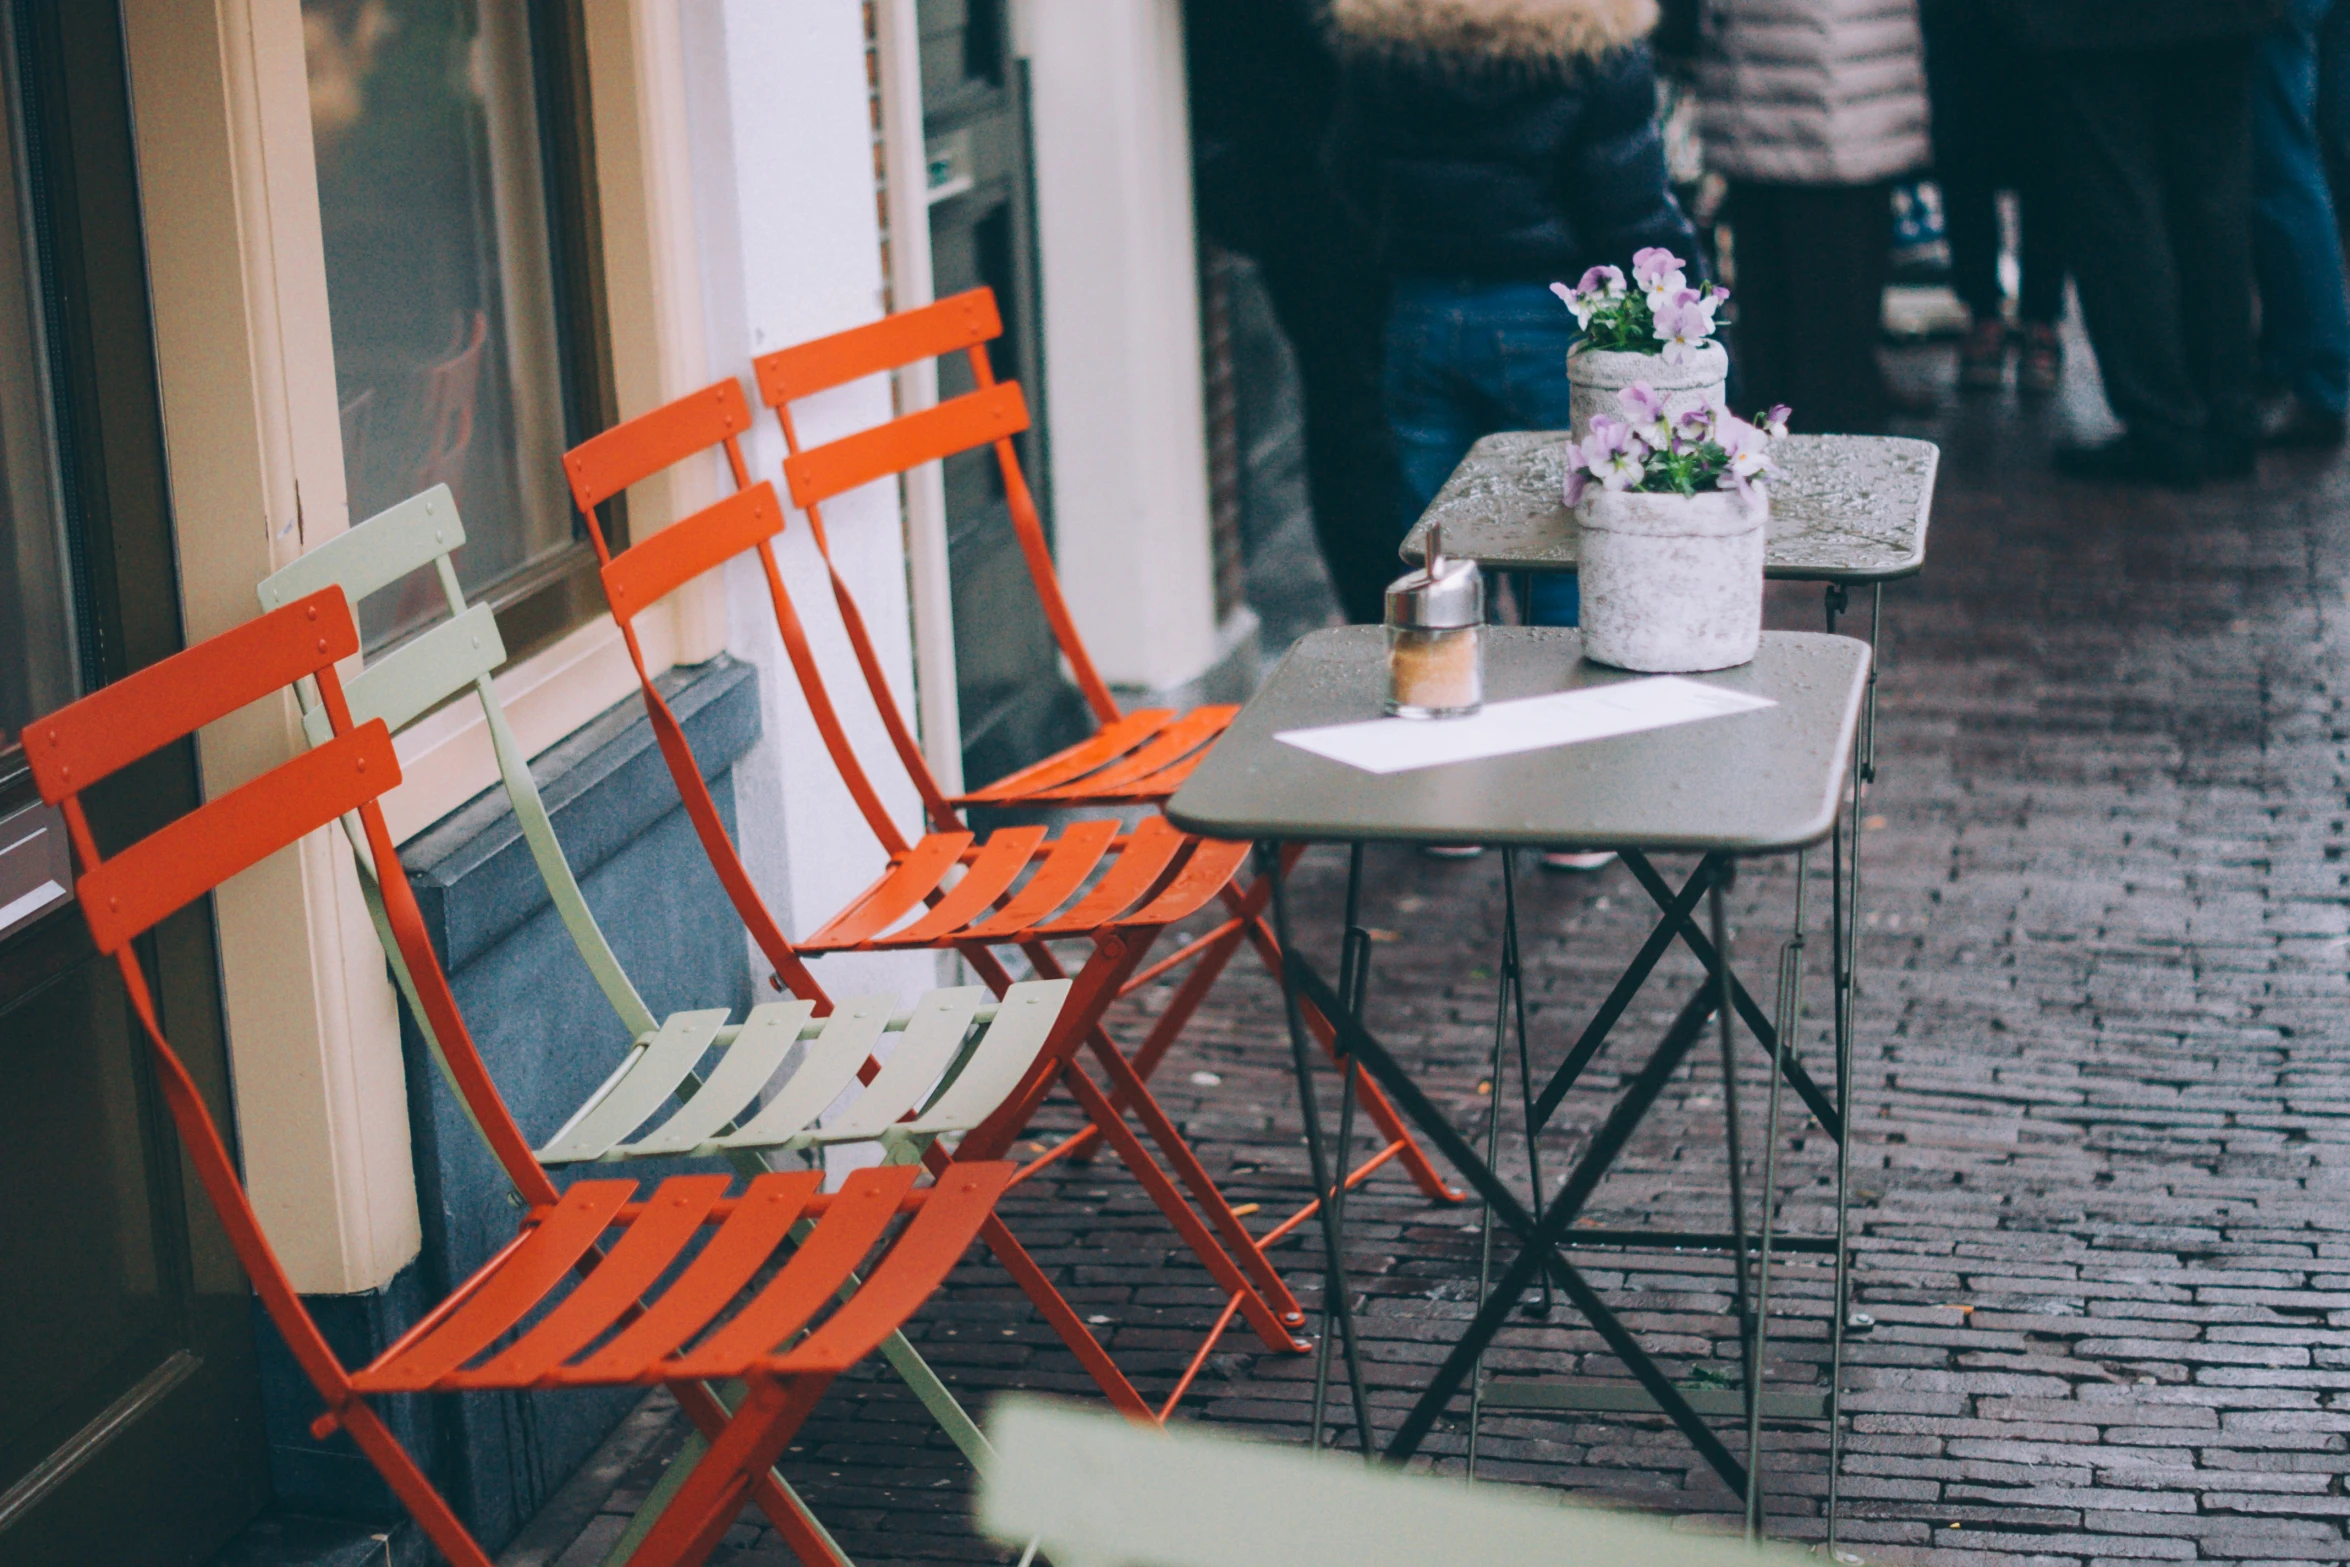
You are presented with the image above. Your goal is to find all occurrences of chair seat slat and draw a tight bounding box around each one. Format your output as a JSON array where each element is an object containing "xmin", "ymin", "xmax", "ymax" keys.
[
  {"xmin": 537, "ymin": 1010, "xmax": 729, "ymax": 1165},
  {"xmin": 954, "ymin": 710, "xmax": 1172, "ymax": 804},
  {"xmin": 712, "ymin": 999, "xmax": 892, "ymax": 1151},
  {"xmin": 617, "ymin": 999, "xmax": 816, "ymax": 1158},
  {"xmin": 455, "ymin": 1173, "xmax": 731, "ymax": 1386},
  {"xmin": 670, "ymin": 1166, "xmax": 918, "ymax": 1377},
  {"xmin": 810, "ymin": 988, "xmax": 987, "ymax": 1144},
  {"xmin": 804, "ymin": 833, "xmax": 969, "ymax": 950},
  {"xmin": 777, "ymin": 1163, "xmax": 1015, "ymax": 1375},
  {"xmin": 873, "ymin": 826, "xmax": 1045, "ymax": 948},
  {"xmin": 957, "ymin": 819, "xmax": 1120, "ymax": 941},
  {"xmin": 568, "ymin": 1171, "xmax": 821, "ymax": 1380},
  {"xmin": 901, "ymin": 982, "xmax": 1070, "ymax": 1138},
  {"xmin": 1036, "ymin": 706, "xmax": 1234, "ymax": 799},
  {"xmin": 362, "ymin": 1179, "xmax": 637, "ymax": 1390},
  {"xmin": 1121, "ymin": 836, "xmax": 1256, "ymax": 929},
  {"xmin": 1031, "ymin": 815, "xmax": 1191, "ymax": 935}
]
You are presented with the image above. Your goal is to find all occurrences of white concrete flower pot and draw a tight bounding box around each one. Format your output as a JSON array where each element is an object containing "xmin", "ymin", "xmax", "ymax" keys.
[
  {"xmin": 1576, "ymin": 483, "xmax": 1766, "ymax": 673},
  {"xmin": 1565, "ymin": 341, "xmax": 1729, "ymax": 442}
]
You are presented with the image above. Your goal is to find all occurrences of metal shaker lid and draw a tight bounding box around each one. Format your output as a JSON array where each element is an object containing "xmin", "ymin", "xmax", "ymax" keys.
[{"xmin": 1385, "ymin": 522, "xmax": 1483, "ymax": 629}]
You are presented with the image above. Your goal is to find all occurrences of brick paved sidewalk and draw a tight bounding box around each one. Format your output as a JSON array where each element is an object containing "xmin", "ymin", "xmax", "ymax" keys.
[{"xmin": 510, "ymin": 353, "xmax": 2350, "ymax": 1567}]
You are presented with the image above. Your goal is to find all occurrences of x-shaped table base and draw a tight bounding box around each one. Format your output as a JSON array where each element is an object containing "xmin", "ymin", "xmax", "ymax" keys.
[{"xmin": 1260, "ymin": 840, "xmax": 1854, "ymax": 1531}]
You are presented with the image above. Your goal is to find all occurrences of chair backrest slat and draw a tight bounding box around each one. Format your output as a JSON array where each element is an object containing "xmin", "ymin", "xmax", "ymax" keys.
[
  {"xmin": 24, "ymin": 587, "xmax": 358, "ymax": 799},
  {"xmin": 258, "ymin": 486, "xmax": 466, "ymax": 611},
  {"xmin": 752, "ymin": 288, "xmax": 1001, "ymax": 406},
  {"xmin": 601, "ymin": 482, "xmax": 786, "ymax": 627},
  {"xmin": 260, "ymin": 497, "xmax": 661, "ymax": 1042},
  {"xmin": 332, "ymin": 603, "xmax": 505, "ymax": 741},
  {"xmin": 563, "ymin": 378, "xmax": 754, "ymax": 514},
  {"xmin": 77, "ymin": 722, "xmax": 396, "ymax": 954},
  {"xmin": 782, "ymin": 382, "xmax": 1028, "ymax": 510}
]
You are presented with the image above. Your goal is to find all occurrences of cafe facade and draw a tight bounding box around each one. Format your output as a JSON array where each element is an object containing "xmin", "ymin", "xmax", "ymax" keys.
[{"xmin": 0, "ymin": 0, "xmax": 1248, "ymax": 1560}]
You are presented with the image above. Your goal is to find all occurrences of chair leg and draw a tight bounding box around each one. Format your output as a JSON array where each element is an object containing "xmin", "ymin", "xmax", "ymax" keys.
[
  {"xmin": 976, "ymin": 1210, "xmax": 1158, "ymax": 1419},
  {"xmin": 630, "ymin": 1377, "xmax": 827, "ymax": 1567},
  {"xmin": 960, "ymin": 941, "xmax": 1310, "ymax": 1354},
  {"xmin": 336, "ymin": 1397, "xmax": 496, "ymax": 1567},
  {"xmin": 1021, "ymin": 940, "xmax": 1311, "ymax": 1328},
  {"xmin": 667, "ymin": 1378, "xmax": 849, "ymax": 1567}
]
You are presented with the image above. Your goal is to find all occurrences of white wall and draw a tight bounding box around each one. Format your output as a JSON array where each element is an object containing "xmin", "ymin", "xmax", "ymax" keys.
[
  {"xmin": 1015, "ymin": 0, "xmax": 1224, "ymax": 691},
  {"xmin": 679, "ymin": 0, "xmax": 942, "ymax": 1007}
]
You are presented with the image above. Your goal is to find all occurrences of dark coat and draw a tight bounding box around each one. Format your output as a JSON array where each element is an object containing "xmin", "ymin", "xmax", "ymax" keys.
[
  {"xmin": 1990, "ymin": 0, "xmax": 2284, "ymax": 52},
  {"xmin": 1329, "ymin": 0, "xmax": 1700, "ymax": 282}
]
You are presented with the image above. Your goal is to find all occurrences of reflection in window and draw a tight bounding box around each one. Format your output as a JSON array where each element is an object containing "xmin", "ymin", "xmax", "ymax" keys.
[
  {"xmin": 304, "ymin": 0, "xmax": 570, "ymax": 648},
  {"xmin": 0, "ymin": 42, "xmax": 73, "ymax": 750}
]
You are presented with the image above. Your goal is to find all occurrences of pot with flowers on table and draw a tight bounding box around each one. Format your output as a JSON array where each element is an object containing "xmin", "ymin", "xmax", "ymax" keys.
[
  {"xmin": 1563, "ymin": 388, "xmax": 1790, "ymax": 674},
  {"xmin": 1553, "ymin": 246, "xmax": 1731, "ymax": 440}
]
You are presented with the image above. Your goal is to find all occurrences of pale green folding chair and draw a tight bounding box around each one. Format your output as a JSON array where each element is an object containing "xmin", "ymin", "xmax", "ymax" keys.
[
  {"xmin": 257, "ymin": 486, "xmax": 1079, "ymax": 1559},
  {"xmin": 980, "ymin": 1398, "xmax": 1820, "ymax": 1567}
]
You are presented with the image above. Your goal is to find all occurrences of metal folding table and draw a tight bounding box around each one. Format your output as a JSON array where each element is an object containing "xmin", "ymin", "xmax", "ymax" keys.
[{"xmin": 1167, "ymin": 627, "xmax": 1870, "ymax": 1543}]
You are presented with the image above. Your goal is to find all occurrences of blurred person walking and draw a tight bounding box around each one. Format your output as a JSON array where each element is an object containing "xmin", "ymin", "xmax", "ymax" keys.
[
  {"xmin": 1699, "ymin": 0, "xmax": 1932, "ymax": 433},
  {"xmin": 1922, "ymin": 0, "xmax": 2068, "ymax": 393},
  {"xmin": 1330, "ymin": 0, "xmax": 1699, "ymax": 631},
  {"xmin": 1187, "ymin": 0, "xmax": 1405, "ymax": 624},
  {"xmin": 1996, "ymin": 0, "xmax": 2282, "ymax": 485},
  {"xmin": 2253, "ymin": 0, "xmax": 2350, "ymax": 448}
]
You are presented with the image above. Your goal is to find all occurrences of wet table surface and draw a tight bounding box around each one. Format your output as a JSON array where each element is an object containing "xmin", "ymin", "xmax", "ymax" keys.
[
  {"xmin": 1399, "ymin": 432, "xmax": 1938, "ymax": 582},
  {"xmin": 1165, "ymin": 626, "xmax": 1870, "ymax": 854}
]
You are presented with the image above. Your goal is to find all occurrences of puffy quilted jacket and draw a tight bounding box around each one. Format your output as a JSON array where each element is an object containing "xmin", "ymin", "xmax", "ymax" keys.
[
  {"xmin": 1697, "ymin": 0, "xmax": 1931, "ymax": 185},
  {"xmin": 1329, "ymin": 0, "xmax": 1701, "ymax": 281}
]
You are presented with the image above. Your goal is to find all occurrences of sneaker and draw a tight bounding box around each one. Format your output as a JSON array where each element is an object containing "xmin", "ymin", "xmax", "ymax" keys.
[
  {"xmin": 1957, "ymin": 318, "xmax": 2007, "ymax": 391},
  {"xmin": 1421, "ymin": 843, "xmax": 1486, "ymax": 860},
  {"xmin": 2017, "ymin": 322, "xmax": 2062, "ymax": 396},
  {"xmin": 1540, "ymin": 850, "xmax": 1617, "ymax": 872}
]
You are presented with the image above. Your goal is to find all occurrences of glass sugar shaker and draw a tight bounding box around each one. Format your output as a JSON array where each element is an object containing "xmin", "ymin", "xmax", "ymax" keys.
[{"xmin": 1384, "ymin": 522, "xmax": 1483, "ymax": 718}]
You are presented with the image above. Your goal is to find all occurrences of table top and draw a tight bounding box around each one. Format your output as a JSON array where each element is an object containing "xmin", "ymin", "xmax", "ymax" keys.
[
  {"xmin": 1399, "ymin": 432, "xmax": 1938, "ymax": 583},
  {"xmin": 1165, "ymin": 627, "xmax": 1870, "ymax": 853}
]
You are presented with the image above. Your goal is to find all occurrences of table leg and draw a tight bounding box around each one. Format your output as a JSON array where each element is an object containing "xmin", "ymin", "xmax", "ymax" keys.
[
  {"xmin": 1259, "ymin": 843, "xmax": 1378, "ymax": 1458},
  {"xmin": 1745, "ymin": 850, "xmax": 1806, "ymax": 1540},
  {"xmin": 1828, "ymin": 747, "xmax": 1863, "ymax": 1556},
  {"xmin": 1711, "ymin": 870, "xmax": 1758, "ymax": 1440},
  {"xmin": 1468, "ymin": 846, "xmax": 1547, "ymax": 1477},
  {"xmin": 1615, "ymin": 854, "xmax": 1842, "ymax": 1141},
  {"xmin": 1503, "ymin": 851, "xmax": 1553, "ymax": 1320},
  {"xmin": 1465, "ymin": 874, "xmax": 1512, "ymax": 1478},
  {"xmin": 1311, "ymin": 845, "xmax": 1372, "ymax": 1453}
]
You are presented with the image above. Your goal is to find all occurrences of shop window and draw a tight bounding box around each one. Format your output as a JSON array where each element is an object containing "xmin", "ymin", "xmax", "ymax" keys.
[{"xmin": 303, "ymin": 0, "xmax": 612, "ymax": 656}]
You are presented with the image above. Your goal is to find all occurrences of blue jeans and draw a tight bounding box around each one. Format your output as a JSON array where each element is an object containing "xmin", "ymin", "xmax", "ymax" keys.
[
  {"xmin": 2254, "ymin": 0, "xmax": 2350, "ymax": 414},
  {"xmin": 1385, "ymin": 278, "xmax": 1581, "ymax": 625}
]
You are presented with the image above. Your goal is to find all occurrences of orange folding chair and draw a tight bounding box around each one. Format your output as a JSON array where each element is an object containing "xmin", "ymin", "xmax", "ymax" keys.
[
  {"xmin": 563, "ymin": 393, "xmax": 1334, "ymax": 1415},
  {"xmin": 22, "ymin": 588, "xmax": 1019, "ymax": 1567},
  {"xmin": 749, "ymin": 289, "xmax": 1458, "ymax": 1213}
]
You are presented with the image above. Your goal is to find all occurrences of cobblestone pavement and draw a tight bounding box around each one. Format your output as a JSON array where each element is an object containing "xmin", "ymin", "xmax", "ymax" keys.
[{"xmin": 515, "ymin": 347, "xmax": 2350, "ymax": 1567}]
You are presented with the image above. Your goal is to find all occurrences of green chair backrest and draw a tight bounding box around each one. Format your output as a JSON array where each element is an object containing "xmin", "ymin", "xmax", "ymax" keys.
[
  {"xmin": 979, "ymin": 1398, "xmax": 1815, "ymax": 1567},
  {"xmin": 259, "ymin": 485, "xmax": 659, "ymax": 1046}
]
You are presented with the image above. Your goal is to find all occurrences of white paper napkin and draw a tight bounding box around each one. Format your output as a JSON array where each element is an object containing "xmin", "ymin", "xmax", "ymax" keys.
[{"xmin": 1274, "ymin": 675, "xmax": 1776, "ymax": 775}]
